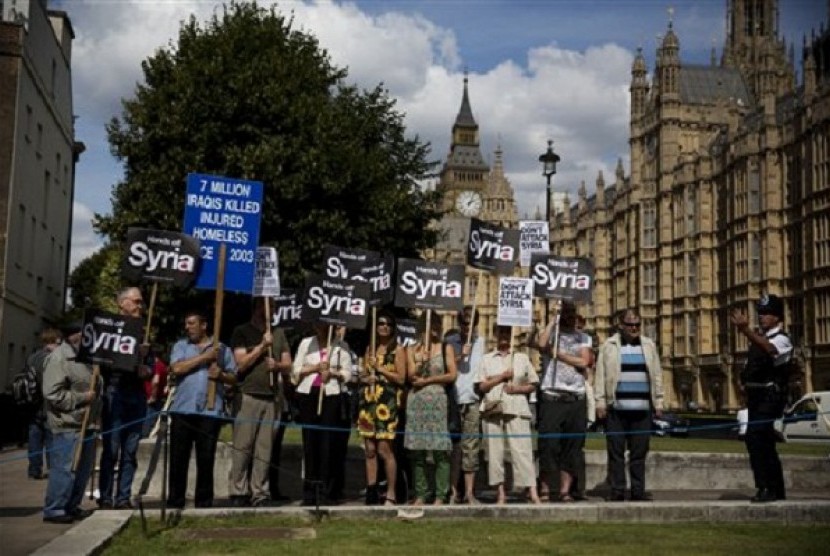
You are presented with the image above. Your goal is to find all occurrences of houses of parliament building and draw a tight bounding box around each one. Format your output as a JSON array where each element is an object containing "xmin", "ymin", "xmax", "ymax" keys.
[{"xmin": 432, "ymin": 0, "xmax": 830, "ymax": 413}]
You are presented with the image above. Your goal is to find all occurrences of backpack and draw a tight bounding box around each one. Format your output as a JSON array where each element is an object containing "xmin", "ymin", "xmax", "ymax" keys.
[{"xmin": 11, "ymin": 362, "xmax": 40, "ymax": 407}]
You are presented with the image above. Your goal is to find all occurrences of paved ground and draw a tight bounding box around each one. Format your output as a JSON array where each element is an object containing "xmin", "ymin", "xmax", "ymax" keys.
[{"xmin": 2, "ymin": 444, "xmax": 829, "ymax": 556}]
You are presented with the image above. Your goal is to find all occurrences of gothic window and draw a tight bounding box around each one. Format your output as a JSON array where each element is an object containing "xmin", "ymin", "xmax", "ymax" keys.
[
  {"xmin": 688, "ymin": 253, "xmax": 698, "ymax": 295},
  {"xmin": 643, "ymin": 202, "xmax": 657, "ymax": 248},
  {"xmin": 818, "ymin": 291, "xmax": 830, "ymax": 344},
  {"xmin": 748, "ymin": 164, "xmax": 761, "ymax": 214},
  {"xmin": 687, "ymin": 313, "xmax": 698, "ymax": 356},
  {"xmin": 685, "ymin": 188, "xmax": 697, "ymax": 234},
  {"xmin": 750, "ymin": 234, "xmax": 761, "ymax": 280},
  {"xmin": 643, "ymin": 262, "xmax": 657, "ymax": 302}
]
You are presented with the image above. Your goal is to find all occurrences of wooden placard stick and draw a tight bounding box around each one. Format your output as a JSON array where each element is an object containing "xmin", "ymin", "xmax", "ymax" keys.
[
  {"xmin": 143, "ymin": 282, "xmax": 158, "ymax": 345},
  {"xmin": 73, "ymin": 364, "xmax": 100, "ymax": 471},
  {"xmin": 549, "ymin": 298, "xmax": 563, "ymax": 372},
  {"xmin": 425, "ymin": 309, "xmax": 432, "ymax": 357},
  {"xmin": 265, "ymin": 296, "xmax": 275, "ymax": 389},
  {"xmin": 207, "ymin": 243, "xmax": 227, "ymax": 410},
  {"xmin": 317, "ymin": 324, "xmax": 334, "ymax": 416},
  {"xmin": 370, "ymin": 306, "xmax": 377, "ymax": 396}
]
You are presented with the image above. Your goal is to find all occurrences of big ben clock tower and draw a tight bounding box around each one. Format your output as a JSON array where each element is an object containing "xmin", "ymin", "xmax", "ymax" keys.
[{"xmin": 436, "ymin": 73, "xmax": 490, "ymax": 216}]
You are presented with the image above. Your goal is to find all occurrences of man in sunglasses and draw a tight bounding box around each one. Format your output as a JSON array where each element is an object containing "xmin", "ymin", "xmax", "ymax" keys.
[
  {"xmin": 730, "ymin": 293, "xmax": 792, "ymax": 503},
  {"xmin": 595, "ymin": 308, "xmax": 664, "ymax": 502}
]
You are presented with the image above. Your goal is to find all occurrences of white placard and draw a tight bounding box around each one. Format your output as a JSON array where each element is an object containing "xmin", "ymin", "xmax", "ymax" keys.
[
  {"xmin": 519, "ymin": 220, "xmax": 549, "ymax": 267},
  {"xmin": 497, "ymin": 277, "xmax": 534, "ymax": 327},
  {"xmin": 253, "ymin": 247, "xmax": 280, "ymax": 297}
]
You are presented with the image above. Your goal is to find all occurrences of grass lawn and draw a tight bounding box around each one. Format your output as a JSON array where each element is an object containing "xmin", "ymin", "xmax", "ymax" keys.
[
  {"xmin": 218, "ymin": 423, "xmax": 828, "ymax": 457},
  {"xmin": 105, "ymin": 515, "xmax": 830, "ymax": 555}
]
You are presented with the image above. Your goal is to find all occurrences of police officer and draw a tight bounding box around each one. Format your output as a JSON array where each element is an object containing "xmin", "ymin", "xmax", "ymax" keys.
[{"xmin": 730, "ymin": 294, "xmax": 792, "ymax": 503}]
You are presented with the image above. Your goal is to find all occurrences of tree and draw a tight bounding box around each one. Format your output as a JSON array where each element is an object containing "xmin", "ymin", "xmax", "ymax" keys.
[{"xmin": 89, "ymin": 2, "xmax": 442, "ymax": 341}]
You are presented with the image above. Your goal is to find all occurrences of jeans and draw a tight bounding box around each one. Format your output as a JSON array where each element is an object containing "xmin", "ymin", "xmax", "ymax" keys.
[
  {"xmin": 28, "ymin": 419, "xmax": 52, "ymax": 477},
  {"xmin": 99, "ymin": 385, "xmax": 146, "ymax": 505},
  {"xmin": 606, "ymin": 408, "xmax": 651, "ymax": 496},
  {"xmin": 43, "ymin": 430, "xmax": 96, "ymax": 517}
]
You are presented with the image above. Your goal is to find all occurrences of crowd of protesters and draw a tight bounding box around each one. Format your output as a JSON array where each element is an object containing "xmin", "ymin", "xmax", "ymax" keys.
[{"xmin": 25, "ymin": 288, "xmax": 796, "ymax": 521}]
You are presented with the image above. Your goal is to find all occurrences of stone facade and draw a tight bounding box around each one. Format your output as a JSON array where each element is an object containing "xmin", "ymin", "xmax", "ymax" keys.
[
  {"xmin": 0, "ymin": 0, "xmax": 82, "ymax": 389},
  {"xmin": 551, "ymin": 0, "xmax": 830, "ymax": 411}
]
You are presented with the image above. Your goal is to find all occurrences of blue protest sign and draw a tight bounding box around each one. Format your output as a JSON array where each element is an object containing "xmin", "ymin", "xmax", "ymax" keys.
[{"xmin": 183, "ymin": 173, "xmax": 263, "ymax": 293}]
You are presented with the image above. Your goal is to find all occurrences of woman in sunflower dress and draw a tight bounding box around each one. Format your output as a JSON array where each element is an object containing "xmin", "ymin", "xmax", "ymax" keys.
[
  {"xmin": 404, "ymin": 313, "xmax": 458, "ymax": 505},
  {"xmin": 358, "ymin": 310, "xmax": 406, "ymax": 505}
]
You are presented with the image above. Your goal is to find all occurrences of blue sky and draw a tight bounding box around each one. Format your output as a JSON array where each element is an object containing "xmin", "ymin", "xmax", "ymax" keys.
[{"xmin": 59, "ymin": 0, "xmax": 826, "ymax": 268}]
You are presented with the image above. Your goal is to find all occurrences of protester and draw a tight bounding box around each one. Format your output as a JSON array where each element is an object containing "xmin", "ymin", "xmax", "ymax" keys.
[
  {"xmin": 141, "ymin": 351, "xmax": 168, "ymax": 438},
  {"xmin": 98, "ymin": 286, "xmax": 152, "ymax": 509},
  {"xmin": 26, "ymin": 328, "xmax": 61, "ymax": 479},
  {"xmin": 537, "ymin": 300, "xmax": 592, "ymax": 502},
  {"xmin": 572, "ymin": 314, "xmax": 595, "ymax": 499},
  {"xmin": 328, "ymin": 326, "xmax": 357, "ymax": 503},
  {"xmin": 404, "ymin": 313, "xmax": 457, "ymax": 505},
  {"xmin": 228, "ymin": 298, "xmax": 292, "ymax": 507},
  {"xmin": 292, "ymin": 323, "xmax": 350, "ymax": 505},
  {"xmin": 476, "ymin": 325, "xmax": 540, "ymax": 504},
  {"xmin": 446, "ymin": 306, "xmax": 485, "ymax": 504},
  {"xmin": 730, "ymin": 294, "xmax": 792, "ymax": 503},
  {"xmin": 595, "ymin": 308, "xmax": 664, "ymax": 502},
  {"xmin": 358, "ymin": 310, "xmax": 406, "ymax": 505},
  {"xmin": 41, "ymin": 321, "xmax": 101, "ymax": 523},
  {"xmin": 167, "ymin": 310, "xmax": 237, "ymax": 510}
]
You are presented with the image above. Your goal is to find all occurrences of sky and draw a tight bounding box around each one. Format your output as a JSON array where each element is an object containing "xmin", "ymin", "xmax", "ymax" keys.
[{"xmin": 57, "ymin": 0, "xmax": 826, "ymax": 269}]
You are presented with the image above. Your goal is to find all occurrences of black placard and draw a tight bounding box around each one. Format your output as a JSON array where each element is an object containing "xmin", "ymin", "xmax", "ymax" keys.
[
  {"xmin": 530, "ymin": 254, "xmax": 594, "ymax": 303},
  {"xmin": 466, "ymin": 218, "xmax": 520, "ymax": 275},
  {"xmin": 270, "ymin": 289, "xmax": 303, "ymax": 329},
  {"xmin": 361, "ymin": 253, "xmax": 395, "ymax": 306},
  {"xmin": 396, "ymin": 318, "xmax": 418, "ymax": 347},
  {"xmin": 394, "ymin": 258, "xmax": 465, "ymax": 312},
  {"xmin": 323, "ymin": 245, "xmax": 380, "ymax": 280},
  {"xmin": 122, "ymin": 228, "xmax": 200, "ymax": 287},
  {"xmin": 76, "ymin": 308, "xmax": 144, "ymax": 371},
  {"xmin": 302, "ymin": 274, "xmax": 370, "ymax": 329}
]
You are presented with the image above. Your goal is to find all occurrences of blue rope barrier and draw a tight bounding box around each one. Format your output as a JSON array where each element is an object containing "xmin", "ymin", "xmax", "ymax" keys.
[{"xmin": 3, "ymin": 409, "xmax": 826, "ymax": 466}]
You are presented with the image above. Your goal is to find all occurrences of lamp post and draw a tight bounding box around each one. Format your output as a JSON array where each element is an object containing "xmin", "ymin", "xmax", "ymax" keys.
[{"xmin": 539, "ymin": 139, "xmax": 560, "ymax": 322}]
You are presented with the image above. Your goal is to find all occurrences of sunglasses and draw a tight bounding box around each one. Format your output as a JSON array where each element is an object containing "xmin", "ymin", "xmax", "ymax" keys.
[
  {"xmin": 377, "ymin": 321, "xmax": 392, "ymax": 327},
  {"xmin": 622, "ymin": 321, "xmax": 641, "ymax": 328}
]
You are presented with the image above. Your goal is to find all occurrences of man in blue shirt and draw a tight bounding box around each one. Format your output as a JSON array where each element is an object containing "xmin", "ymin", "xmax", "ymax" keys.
[{"xmin": 167, "ymin": 310, "xmax": 237, "ymax": 509}]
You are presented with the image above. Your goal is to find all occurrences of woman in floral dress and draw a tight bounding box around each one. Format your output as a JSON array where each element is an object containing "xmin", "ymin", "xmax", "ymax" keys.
[
  {"xmin": 358, "ymin": 310, "xmax": 406, "ymax": 505},
  {"xmin": 404, "ymin": 313, "xmax": 457, "ymax": 505}
]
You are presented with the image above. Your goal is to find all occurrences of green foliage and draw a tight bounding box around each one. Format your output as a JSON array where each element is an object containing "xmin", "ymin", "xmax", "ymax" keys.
[
  {"xmin": 86, "ymin": 1, "xmax": 441, "ymax": 342},
  {"xmin": 96, "ymin": 1, "xmax": 440, "ymax": 281},
  {"xmin": 68, "ymin": 243, "xmax": 121, "ymax": 312}
]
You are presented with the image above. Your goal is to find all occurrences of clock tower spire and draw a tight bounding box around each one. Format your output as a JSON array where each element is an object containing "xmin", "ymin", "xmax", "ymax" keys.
[{"xmin": 437, "ymin": 73, "xmax": 490, "ymax": 215}]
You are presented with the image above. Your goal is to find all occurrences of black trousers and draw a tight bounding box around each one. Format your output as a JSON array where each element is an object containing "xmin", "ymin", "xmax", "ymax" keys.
[
  {"xmin": 167, "ymin": 413, "xmax": 221, "ymax": 509},
  {"xmin": 605, "ymin": 408, "xmax": 651, "ymax": 496},
  {"xmin": 297, "ymin": 389, "xmax": 340, "ymax": 502},
  {"xmin": 746, "ymin": 396, "xmax": 785, "ymax": 497},
  {"xmin": 268, "ymin": 418, "xmax": 287, "ymax": 498},
  {"xmin": 538, "ymin": 398, "xmax": 586, "ymax": 483}
]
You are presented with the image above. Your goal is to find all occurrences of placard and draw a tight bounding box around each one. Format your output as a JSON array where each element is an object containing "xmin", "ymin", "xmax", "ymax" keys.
[
  {"xmin": 396, "ymin": 318, "xmax": 418, "ymax": 347},
  {"xmin": 323, "ymin": 245, "xmax": 380, "ymax": 279},
  {"xmin": 302, "ymin": 274, "xmax": 370, "ymax": 329},
  {"xmin": 530, "ymin": 253, "xmax": 594, "ymax": 303},
  {"xmin": 76, "ymin": 308, "xmax": 144, "ymax": 371},
  {"xmin": 122, "ymin": 228, "xmax": 200, "ymax": 287},
  {"xmin": 183, "ymin": 173, "xmax": 263, "ymax": 293},
  {"xmin": 519, "ymin": 220, "xmax": 550, "ymax": 267},
  {"xmin": 467, "ymin": 218, "xmax": 520, "ymax": 275},
  {"xmin": 254, "ymin": 247, "xmax": 280, "ymax": 297},
  {"xmin": 394, "ymin": 258, "xmax": 464, "ymax": 312},
  {"xmin": 497, "ymin": 277, "xmax": 534, "ymax": 327},
  {"xmin": 362, "ymin": 253, "xmax": 395, "ymax": 306},
  {"xmin": 270, "ymin": 289, "xmax": 303, "ymax": 328}
]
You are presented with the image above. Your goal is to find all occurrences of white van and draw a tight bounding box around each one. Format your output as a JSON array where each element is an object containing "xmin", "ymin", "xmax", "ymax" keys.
[{"xmin": 781, "ymin": 391, "xmax": 830, "ymax": 443}]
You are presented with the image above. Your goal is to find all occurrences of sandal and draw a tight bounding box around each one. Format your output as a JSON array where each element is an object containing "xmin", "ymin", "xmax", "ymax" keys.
[{"xmin": 558, "ymin": 493, "xmax": 575, "ymax": 503}]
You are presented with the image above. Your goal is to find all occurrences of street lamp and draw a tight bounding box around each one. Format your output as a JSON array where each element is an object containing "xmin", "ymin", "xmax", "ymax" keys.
[{"xmin": 539, "ymin": 139, "xmax": 560, "ymax": 322}]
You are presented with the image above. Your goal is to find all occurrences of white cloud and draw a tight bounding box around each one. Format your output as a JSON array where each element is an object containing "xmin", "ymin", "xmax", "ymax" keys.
[
  {"xmin": 69, "ymin": 0, "xmax": 634, "ymax": 232},
  {"xmin": 69, "ymin": 201, "xmax": 104, "ymax": 271}
]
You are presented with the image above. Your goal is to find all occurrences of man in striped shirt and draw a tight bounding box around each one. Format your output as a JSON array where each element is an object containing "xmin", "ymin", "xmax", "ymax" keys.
[{"xmin": 595, "ymin": 309, "xmax": 664, "ymax": 501}]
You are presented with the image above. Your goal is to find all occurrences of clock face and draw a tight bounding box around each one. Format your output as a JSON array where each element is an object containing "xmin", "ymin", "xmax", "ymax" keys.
[{"xmin": 456, "ymin": 190, "xmax": 483, "ymax": 217}]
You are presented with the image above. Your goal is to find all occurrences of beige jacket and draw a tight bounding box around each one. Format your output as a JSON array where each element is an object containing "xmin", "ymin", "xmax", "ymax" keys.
[
  {"xmin": 43, "ymin": 341, "xmax": 102, "ymax": 432},
  {"xmin": 594, "ymin": 333, "xmax": 664, "ymax": 412}
]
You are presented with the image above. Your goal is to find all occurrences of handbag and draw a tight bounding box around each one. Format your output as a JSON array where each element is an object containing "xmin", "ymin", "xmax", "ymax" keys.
[
  {"xmin": 481, "ymin": 390, "xmax": 504, "ymax": 418},
  {"xmin": 441, "ymin": 341, "xmax": 462, "ymax": 435}
]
